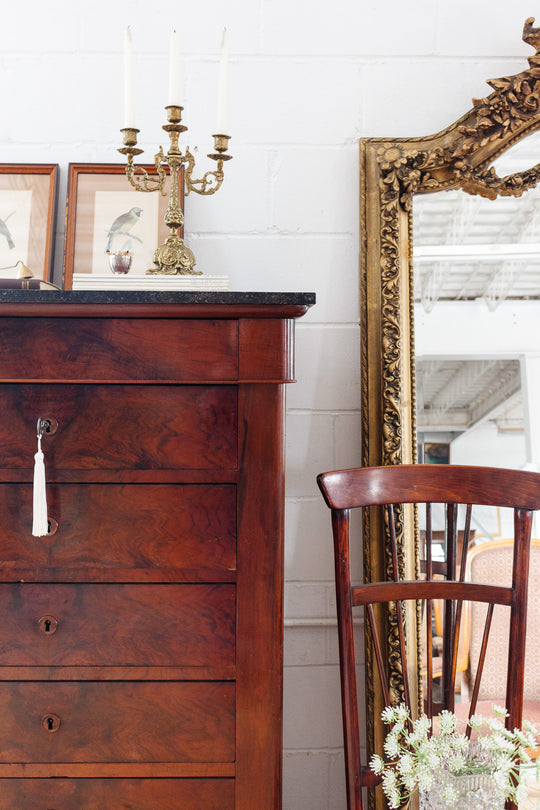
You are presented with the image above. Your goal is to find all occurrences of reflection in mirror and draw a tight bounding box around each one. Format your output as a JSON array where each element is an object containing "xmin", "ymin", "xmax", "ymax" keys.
[
  {"xmin": 413, "ymin": 131, "xmax": 540, "ymax": 717},
  {"xmin": 414, "ymin": 132, "xmax": 540, "ymax": 481}
]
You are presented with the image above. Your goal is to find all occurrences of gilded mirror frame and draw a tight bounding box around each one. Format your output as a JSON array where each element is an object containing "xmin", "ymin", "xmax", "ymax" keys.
[{"xmin": 359, "ymin": 17, "xmax": 540, "ymax": 805}]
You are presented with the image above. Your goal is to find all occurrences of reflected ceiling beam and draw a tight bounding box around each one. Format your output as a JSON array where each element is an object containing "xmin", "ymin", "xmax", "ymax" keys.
[
  {"xmin": 417, "ymin": 410, "xmax": 470, "ymax": 432},
  {"xmin": 414, "ymin": 244, "xmax": 540, "ymax": 262},
  {"xmin": 469, "ymin": 366, "xmax": 521, "ymax": 427},
  {"xmin": 416, "ymin": 355, "xmax": 521, "ymax": 435},
  {"xmin": 429, "ymin": 360, "xmax": 498, "ymax": 416}
]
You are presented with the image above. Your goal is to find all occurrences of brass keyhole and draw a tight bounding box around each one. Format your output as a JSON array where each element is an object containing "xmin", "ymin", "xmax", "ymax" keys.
[
  {"xmin": 38, "ymin": 615, "xmax": 58, "ymax": 635},
  {"xmin": 36, "ymin": 417, "xmax": 58, "ymax": 436},
  {"xmin": 46, "ymin": 518, "xmax": 59, "ymax": 536},
  {"xmin": 41, "ymin": 713, "xmax": 60, "ymax": 732}
]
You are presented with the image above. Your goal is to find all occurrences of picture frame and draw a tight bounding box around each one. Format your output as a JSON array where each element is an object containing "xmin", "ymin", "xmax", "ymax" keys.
[
  {"xmin": 0, "ymin": 164, "xmax": 58, "ymax": 282},
  {"xmin": 423, "ymin": 442, "xmax": 451, "ymax": 465},
  {"xmin": 63, "ymin": 163, "xmax": 182, "ymax": 289}
]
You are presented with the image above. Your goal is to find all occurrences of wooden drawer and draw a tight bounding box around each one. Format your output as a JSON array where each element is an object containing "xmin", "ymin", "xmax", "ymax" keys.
[
  {"xmin": 0, "ymin": 384, "xmax": 237, "ymax": 472},
  {"xmin": 0, "ymin": 682, "xmax": 235, "ymax": 763},
  {"xmin": 0, "ymin": 779, "xmax": 235, "ymax": 810},
  {"xmin": 0, "ymin": 584, "xmax": 235, "ymax": 667},
  {"xmin": 0, "ymin": 318, "xmax": 238, "ymax": 382},
  {"xmin": 0, "ymin": 484, "xmax": 236, "ymax": 576}
]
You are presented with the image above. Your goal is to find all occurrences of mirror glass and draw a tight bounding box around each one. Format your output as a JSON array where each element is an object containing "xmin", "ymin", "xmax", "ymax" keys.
[
  {"xmin": 414, "ymin": 131, "xmax": 540, "ymax": 534},
  {"xmin": 413, "ymin": 131, "xmax": 540, "ymax": 711}
]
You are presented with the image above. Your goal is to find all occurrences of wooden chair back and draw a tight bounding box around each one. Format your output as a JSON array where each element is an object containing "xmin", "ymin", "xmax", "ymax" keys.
[{"xmin": 316, "ymin": 464, "xmax": 540, "ymax": 810}]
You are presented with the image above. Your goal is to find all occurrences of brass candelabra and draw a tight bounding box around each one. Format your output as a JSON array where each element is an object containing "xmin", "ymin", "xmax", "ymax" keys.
[{"xmin": 118, "ymin": 105, "xmax": 232, "ymax": 275}]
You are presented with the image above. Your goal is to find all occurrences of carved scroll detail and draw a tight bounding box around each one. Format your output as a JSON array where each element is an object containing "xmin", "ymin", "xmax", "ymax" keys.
[{"xmin": 373, "ymin": 16, "xmax": 540, "ymax": 478}]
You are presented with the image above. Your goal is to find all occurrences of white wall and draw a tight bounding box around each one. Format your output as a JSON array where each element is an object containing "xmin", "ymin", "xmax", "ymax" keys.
[{"xmin": 1, "ymin": 2, "xmax": 538, "ymax": 807}]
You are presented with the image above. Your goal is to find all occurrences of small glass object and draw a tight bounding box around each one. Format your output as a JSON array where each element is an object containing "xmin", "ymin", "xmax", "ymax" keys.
[
  {"xmin": 420, "ymin": 772, "xmax": 505, "ymax": 810},
  {"xmin": 107, "ymin": 250, "xmax": 133, "ymax": 275}
]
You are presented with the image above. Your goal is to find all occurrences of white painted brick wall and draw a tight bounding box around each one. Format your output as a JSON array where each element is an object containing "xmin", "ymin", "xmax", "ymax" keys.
[{"xmin": 0, "ymin": 2, "xmax": 533, "ymax": 806}]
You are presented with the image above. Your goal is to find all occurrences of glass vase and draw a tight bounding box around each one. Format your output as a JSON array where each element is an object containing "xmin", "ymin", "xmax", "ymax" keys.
[{"xmin": 419, "ymin": 772, "xmax": 505, "ymax": 810}]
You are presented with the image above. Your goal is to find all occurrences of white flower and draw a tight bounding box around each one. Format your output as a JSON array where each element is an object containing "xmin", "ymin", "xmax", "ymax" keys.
[
  {"xmin": 403, "ymin": 773, "xmax": 417, "ymax": 792},
  {"xmin": 382, "ymin": 770, "xmax": 398, "ymax": 791},
  {"xmin": 394, "ymin": 704, "xmax": 409, "ymax": 722},
  {"xmin": 424, "ymin": 749, "xmax": 440, "ymax": 770},
  {"xmin": 493, "ymin": 769, "xmax": 509, "ymax": 791},
  {"xmin": 442, "ymin": 784, "xmax": 458, "ymax": 804},
  {"xmin": 370, "ymin": 754, "xmax": 385, "ymax": 775},
  {"xmin": 486, "ymin": 717, "xmax": 505, "ymax": 734},
  {"xmin": 417, "ymin": 767, "xmax": 435, "ymax": 791},
  {"xmin": 439, "ymin": 710, "xmax": 457, "ymax": 735},
  {"xmin": 514, "ymin": 727, "xmax": 535, "ymax": 748},
  {"xmin": 371, "ymin": 704, "xmax": 539, "ymax": 809},
  {"xmin": 384, "ymin": 734, "xmax": 401, "ymax": 758},
  {"xmin": 409, "ymin": 715, "xmax": 431, "ymax": 743},
  {"xmin": 381, "ymin": 706, "xmax": 396, "ymax": 724},
  {"xmin": 397, "ymin": 753, "xmax": 414, "ymax": 774}
]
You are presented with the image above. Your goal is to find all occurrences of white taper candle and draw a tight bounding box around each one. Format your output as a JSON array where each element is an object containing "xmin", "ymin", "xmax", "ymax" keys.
[
  {"xmin": 123, "ymin": 27, "xmax": 136, "ymax": 128},
  {"xmin": 216, "ymin": 28, "xmax": 229, "ymax": 134},
  {"xmin": 168, "ymin": 29, "xmax": 181, "ymax": 106}
]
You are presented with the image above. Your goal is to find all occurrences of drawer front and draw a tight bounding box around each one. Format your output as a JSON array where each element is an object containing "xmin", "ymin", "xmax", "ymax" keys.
[
  {"xmin": 0, "ymin": 682, "xmax": 235, "ymax": 762},
  {"xmin": 0, "ymin": 484, "xmax": 236, "ymax": 573},
  {"xmin": 0, "ymin": 584, "xmax": 235, "ymax": 667},
  {"xmin": 0, "ymin": 318, "xmax": 238, "ymax": 382},
  {"xmin": 0, "ymin": 779, "xmax": 235, "ymax": 810},
  {"xmin": 0, "ymin": 384, "xmax": 237, "ymax": 471}
]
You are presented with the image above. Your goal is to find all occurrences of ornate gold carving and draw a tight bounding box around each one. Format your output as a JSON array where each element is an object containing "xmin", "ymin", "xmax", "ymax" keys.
[
  {"xmin": 147, "ymin": 234, "xmax": 200, "ymax": 276},
  {"xmin": 360, "ymin": 19, "xmax": 540, "ymax": 809},
  {"xmin": 118, "ymin": 108, "xmax": 232, "ymax": 275}
]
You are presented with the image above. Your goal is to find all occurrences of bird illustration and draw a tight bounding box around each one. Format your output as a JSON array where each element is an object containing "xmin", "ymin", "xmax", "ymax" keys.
[
  {"xmin": 0, "ymin": 211, "xmax": 15, "ymax": 250},
  {"xmin": 106, "ymin": 207, "xmax": 143, "ymax": 252}
]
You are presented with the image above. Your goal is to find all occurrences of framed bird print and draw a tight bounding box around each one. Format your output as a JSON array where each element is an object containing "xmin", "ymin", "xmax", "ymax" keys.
[
  {"xmin": 63, "ymin": 163, "xmax": 180, "ymax": 289},
  {"xmin": 0, "ymin": 164, "xmax": 58, "ymax": 281}
]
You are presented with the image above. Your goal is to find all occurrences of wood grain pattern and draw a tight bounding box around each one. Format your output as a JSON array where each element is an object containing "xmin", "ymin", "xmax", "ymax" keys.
[
  {"xmin": 318, "ymin": 464, "xmax": 540, "ymax": 511},
  {"xmin": 0, "ymin": 681, "xmax": 235, "ymax": 763},
  {"xmin": 0, "ymin": 302, "xmax": 310, "ymax": 809},
  {"xmin": 0, "ymin": 318, "xmax": 238, "ymax": 382},
  {"xmin": 0, "ymin": 583, "xmax": 235, "ymax": 667},
  {"xmin": 0, "ymin": 298, "xmax": 313, "ymax": 322},
  {"xmin": 0, "ymin": 484, "xmax": 236, "ymax": 573},
  {"xmin": 0, "ymin": 778, "xmax": 235, "ymax": 809},
  {"xmin": 0, "ymin": 384, "xmax": 237, "ymax": 471},
  {"xmin": 238, "ymin": 318, "xmax": 295, "ymax": 381},
  {"xmin": 236, "ymin": 384, "xmax": 285, "ymax": 810},
  {"xmin": 0, "ymin": 763, "xmax": 235, "ymax": 777}
]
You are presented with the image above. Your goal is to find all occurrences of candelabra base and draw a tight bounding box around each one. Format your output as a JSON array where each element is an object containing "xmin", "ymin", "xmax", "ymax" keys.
[{"xmin": 146, "ymin": 234, "xmax": 202, "ymax": 276}]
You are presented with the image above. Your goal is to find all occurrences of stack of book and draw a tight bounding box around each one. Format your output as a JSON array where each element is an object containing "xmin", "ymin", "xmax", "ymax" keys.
[{"xmin": 72, "ymin": 274, "xmax": 230, "ymax": 291}]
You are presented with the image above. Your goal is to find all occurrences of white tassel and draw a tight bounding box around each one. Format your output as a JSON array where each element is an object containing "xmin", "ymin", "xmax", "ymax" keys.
[{"xmin": 32, "ymin": 433, "xmax": 48, "ymax": 537}]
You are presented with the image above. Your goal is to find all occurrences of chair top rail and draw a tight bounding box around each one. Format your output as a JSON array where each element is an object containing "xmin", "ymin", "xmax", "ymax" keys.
[
  {"xmin": 317, "ymin": 464, "xmax": 540, "ymax": 511},
  {"xmin": 351, "ymin": 579, "xmax": 512, "ymax": 607}
]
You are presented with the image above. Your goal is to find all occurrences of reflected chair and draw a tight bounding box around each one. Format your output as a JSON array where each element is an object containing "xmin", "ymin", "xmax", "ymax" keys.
[
  {"xmin": 317, "ymin": 464, "xmax": 540, "ymax": 810},
  {"xmin": 465, "ymin": 538, "xmax": 540, "ymax": 726}
]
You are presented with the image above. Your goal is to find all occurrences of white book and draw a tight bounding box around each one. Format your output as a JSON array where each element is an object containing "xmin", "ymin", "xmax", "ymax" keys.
[{"xmin": 72, "ymin": 274, "xmax": 230, "ymax": 291}]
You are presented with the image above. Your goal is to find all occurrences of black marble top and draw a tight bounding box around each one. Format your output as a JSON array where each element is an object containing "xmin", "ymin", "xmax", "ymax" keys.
[{"xmin": 0, "ymin": 290, "xmax": 316, "ymax": 306}]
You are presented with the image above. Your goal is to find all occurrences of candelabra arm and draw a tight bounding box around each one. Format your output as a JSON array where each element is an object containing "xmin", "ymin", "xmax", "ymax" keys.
[
  {"xmin": 185, "ymin": 162, "xmax": 225, "ymax": 196},
  {"xmin": 184, "ymin": 135, "xmax": 232, "ymax": 196},
  {"xmin": 126, "ymin": 156, "xmax": 167, "ymax": 194}
]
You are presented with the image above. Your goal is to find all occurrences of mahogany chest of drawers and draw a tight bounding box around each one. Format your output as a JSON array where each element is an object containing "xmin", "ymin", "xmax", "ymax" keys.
[{"xmin": 0, "ymin": 291, "xmax": 313, "ymax": 810}]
